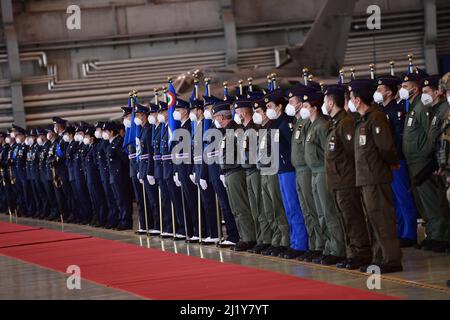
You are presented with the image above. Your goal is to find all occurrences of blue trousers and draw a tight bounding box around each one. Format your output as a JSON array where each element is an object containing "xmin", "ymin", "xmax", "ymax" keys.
[
  {"xmin": 391, "ymin": 159, "xmax": 418, "ymax": 240},
  {"xmin": 278, "ymin": 171, "xmax": 309, "ymax": 251}
]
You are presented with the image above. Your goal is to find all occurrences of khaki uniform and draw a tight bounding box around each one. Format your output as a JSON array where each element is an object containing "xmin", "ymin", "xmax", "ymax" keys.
[
  {"xmin": 220, "ymin": 121, "xmax": 255, "ymax": 243},
  {"xmin": 305, "ymin": 116, "xmax": 345, "ymax": 257},
  {"xmin": 291, "ymin": 118, "xmax": 322, "ymax": 251},
  {"xmin": 355, "ymin": 106, "xmax": 402, "ymax": 267},
  {"xmin": 325, "ymin": 110, "xmax": 371, "ymax": 261},
  {"xmin": 404, "ymin": 95, "xmax": 450, "ymax": 242}
]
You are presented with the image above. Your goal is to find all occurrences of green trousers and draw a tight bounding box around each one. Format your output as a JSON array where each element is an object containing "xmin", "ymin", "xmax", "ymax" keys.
[
  {"xmin": 311, "ymin": 171, "xmax": 345, "ymax": 257},
  {"xmin": 246, "ymin": 170, "xmax": 271, "ymax": 245},
  {"xmin": 361, "ymin": 183, "xmax": 402, "ymax": 267},
  {"xmin": 261, "ymin": 174, "xmax": 290, "ymax": 247},
  {"xmin": 295, "ymin": 168, "xmax": 322, "ymax": 251},
  {"xmin": 225, "ymin": 170, "xmax": 256, "ymax": 242},
  {"xmin": 415, "ymin": 175, "xmax": 450, "ymax": 242}
]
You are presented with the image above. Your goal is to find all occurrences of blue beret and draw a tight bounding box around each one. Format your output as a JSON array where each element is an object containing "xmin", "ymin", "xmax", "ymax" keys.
[
  {"xmin": 348, "ymin": 79, "xmax": 376, "ymax": 95},
  {"xmin": 63, "ymin": 126, "xmax": 76, "ymax": 135},
  {"xmin": 324, "ymin": 84, "xmax": 346, "ymax": 97},
  {"xmin": 175, "ymin": 98, "xmax": 190, "ymax": 109},
  {"xmin": 12, "ymin": 124, "xmax": 26, "ymax": 135},
  {"xmin": 401, "ymin": 71, "xmax": 428, "ymax": 84},
  {"xmin": 134, "ymin": 103, "xmax": 149, "ymax": 114},
  {"xmin": 52, "ymin": 117, "xmax": 67, "ymax": 125},
  {"xmin": 421, "ymin": 75, "xmax": 441, "ymax": 89},
  {"xmin": 263, "ymin": 89, "xmax": 285, "ymax": 104},
  {"xmin": 212, "ymin": 102, "xmax": 231, "ymax": 115},
  {"xmin": 189, "ymin": 99, "xmax": 205, "ymax": 109},
  {"xmin": 149, "ymin": 102, "xmax": 159, "ymax": 113},
  {"xmin": 158, "ymin": 101, "xmax": 168, "ymax": 111},
  {"xmin": 234, "ymin": 99, "xmax": 253, "ymax": 109},
  {"xmin": 121, "ymin": 106, "xmax": 132, "ymax": 116},
  {"xmin": 285, "ymin": 84, "xmax": 317, "ymax": 98},
  {"xmin": 300, "ymin": 91, "xmax": 324, "ymax": 103},
  {"xmin": 376, "ymin": 76, "xmax": 401, "ymax": 90},
  {"xmin": 247, "ymin": 91, "xmax": 265, "ymax": 101},
  {"xmin": 203, "ymin": 95, "xmax": 222, "ymax": 106}
]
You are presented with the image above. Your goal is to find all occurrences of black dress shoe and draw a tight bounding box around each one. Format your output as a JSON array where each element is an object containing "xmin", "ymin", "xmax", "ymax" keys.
[
  {"xmin": 305, "ymin": 251, "xmax": 323, "ymax": 263},
  {"xmin": 232, "ymin": 241, "xmax": 256, "ymax": 252},
  {"xmin": 341, "ymin": 258, "xmax": 371, "ymax": 270},
  {"xmin": 312, "ymin": 254, "xmax": 326, "ymax": 264},
  {"xmin": 297, "ymin": 250, "xmax": 314, "ymax": 261},
  {"xmin": 261, "ymin": 245, "xmax": 275, "ymax": 256},
  {"xmin": 248, "ymin": 243, "xmax": 269, "ymax": 254},
  {"xmin": 282, "ymin": 248, "xmax": 305, "ymax": 259},
  {"xmin": 116, "ymin": 225, "xmax": 132, "ymax": 231},
  {"xmin": 321, "ymin": 255, "xmax": 346, "ymax": 266},
  {"xmin": 271, "ymin": 246, "xmax": 287, "ymax": 257},
  {"xmin": 399, "ymin": 238, "xmax": 417, "ymax": 248}
]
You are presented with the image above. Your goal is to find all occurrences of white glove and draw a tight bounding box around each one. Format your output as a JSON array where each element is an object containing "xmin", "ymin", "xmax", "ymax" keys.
[
  {"xmin": 173, "ymin": 172, "xmax": 181, "ymax": 187},
  {"xmin": 147, "ymin": 175, "xmax": 155, "ymax": 185},
  {"xmin": 199, "ymin": 179, "xmax": 208, "ymax": 190},
  {"xmin": 220, "ymin": 174, "xmax": 226, "ymax": 188},
  {"xmin": 139, "ymin": 179, "xmax": 144, "ymax": 184},
  {"xmin": 189, "ymin": 172, "xmax": 196, "ymax": 184}
]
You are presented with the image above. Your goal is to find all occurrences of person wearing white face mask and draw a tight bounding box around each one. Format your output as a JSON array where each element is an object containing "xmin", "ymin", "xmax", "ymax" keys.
[
  {"xmin": 81, "ymin": 127, "xmax": 108, "ymax": 228},
  {"xmin": 64, "ymin": 125, "xmax": 93, "ymax": 225},
  {"xmin": 103, "ymin": 121, "xmax": 132, "ymax": 230},
  {"xmin": 0, "ymin": 131, "xmax": 13, "ymax": 214},
  {"xmin": 260, "ymin": 90, "xmax": 308, "ymax": 259},
  {"xmin": 374, "ymin": 76, "xmax": 419, "ymax": 247},
  {"xmin": 24, "ymin": 129, "xmax": 40, "ymax": 218},
  {"xmin": 212, "ymin": 101, "xmax": 256, "ymax": 250},
  {"xmin": 286, "ymin": 85, "xmax": 323, "ymax": 261},
  {"xmin": 322, "ymin": 85, "xmax": 373, "ymax": 269},
  {"xmin": 350, "ymin": 79, "xmax": 403, "ymax": 273},
  {"xmin": 158, "ymin": 100, "xmax": 187, "ymax": 239},
  {"xmin": 172, "ymin": 98, "xmax": 205, "ymax": 242},
  {"xmin": 302, "ymin": 90, "xmax": 346, "ymax": 265},
  {"xmin": 412, "ymin": 74, "xmax": 450, "ymax": 252},
  {"xmin": 202, "ymin": 94, "xmax": 240, "ymax": 247},
  {"xmin": 136, "ymin": 103, "xmax": 163, "ymax": 235}
]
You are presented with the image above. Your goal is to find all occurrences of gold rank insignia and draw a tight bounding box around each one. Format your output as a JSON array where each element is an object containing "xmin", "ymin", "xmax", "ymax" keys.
[
  {"xmin": 375, "ymin": 127, "xmax": 381, "ymax": 134},
  {"xmin": 289, "ymin": 92, "xmax": 293, "ymax": 97},
  {"xmin": 264, "ymin": 98, "xmax": 269, "ymax": 103},
  {"xmin": 303, "ymin": 95, "xmax": 308, "ymax": 101},
  {"xmin": 254, "ymin": 102, "xmax": 259, "ymax": 108},
  {"xmin": 424, "ymin": 80, "xmax": 429, "ymax": 86},
  {"xmin": 404, "ymin": 76, "xmax": 409, "ymax": 81}
]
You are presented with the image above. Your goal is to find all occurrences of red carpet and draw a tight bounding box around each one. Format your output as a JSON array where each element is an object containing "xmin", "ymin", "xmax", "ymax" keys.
[
  {"xmin": 0, "ymin": 221, "xmax": 397, "ymax": 300},
  {"xmin": 0, "ymin": 222, "xmax": 41, "ymax": 234}
]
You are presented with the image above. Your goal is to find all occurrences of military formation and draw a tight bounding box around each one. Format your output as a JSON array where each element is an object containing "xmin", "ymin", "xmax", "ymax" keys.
[{"xmin": 1, "ymin": 55, "xmax": 450, "ymax": 274}]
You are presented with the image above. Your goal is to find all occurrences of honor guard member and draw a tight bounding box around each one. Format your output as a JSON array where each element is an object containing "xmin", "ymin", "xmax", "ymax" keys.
[
  {"xmin": 64, "ymin": 126, "xmax": 82, "ymax": 223},
  {"xmin": 236, "ymin": 91, "xmax": 271, "ymax": 254},
  {"xmin": 264, "ymin": 89, "xmax": 308, "ymax": 259},
  {"xmin": 32, "ymin": 129, "xmax": 47, "ymax": 218},
  {"xmin": 104, "ymin": 121, "xmax": 132, "ymax": 230},
  {"xmin": 150, "ymin": 100, "xmax": 175, "ymax": 237},
  {"xmin": 94, "ymin": 122, "xmax": 116, "ymax": 227},
  {"xmin": 0, "ymin": 132, "xmax": 9, "ymax": 213},
  {"xmin": 400, "ymin": 69, "xmax": 443, "ymax": 251},
  {"xmin": 190, "ymin": 91, "xmax": 219, "ymax": 244},
  {"xmin": 52, "ymin": 117, "xmax": 74, "ymax": 221},
  {"xmin": 350, "ymin": 79, "xmax": 403, "ymax": 273},
  {"xmin": 323, "ymin": 84, "xmax": 372, "ymax": 269},
  {"xmin": 38, "ymin": 128, "xmax": 59, "ymax": 220},
  {"xmin": 173, "ymin": 97, "xmax": 205, "ymax": 241},
  {"xmin": 12, "ymin": 125, "xmax": 32, "ymax": 216},
  {"xmin": 374, "ymin": 75, "xmax": 418, "ymax": 247},
  {"xmin": 122, "ymin": 105, "xmax": 152, "ymax": 234},
  {"xmin": 135, "ymin": 102, "xmax": 161, "ymax": 235},
  {"xmin": 203, "ymin": 93, "xmax": 239, "ymax": 247},
  {"xmin": 44, "ymin": 127, "xmax": 63, "ymax": 220},
  {"xmin": 213, "ymin": 101, "xmax": 256, "ymax": 251},
  {"xmin": 25, "ymin": 129, "xmax": 39, "ymax": 217},
  {"xmin": 0, "ymin": 131, "xmax": 16, "ymax": 215},
  {"xmin": 7, "ymin": 127, "xmax": 23, "ymax": 215},
  {"xmin": 303, "ymin": 90, "xmax": 347, "ymax": 265},
  {"xmin": 286, "ymin": 84, "xmax": 323, "ymax": 262},
  {"xmin": 82, "ymin": 127, "xmax": 108, "ymax": 227},
  {"xmin": 420, "ymin": 75, "xmax": 450, "ymax": 251},
  {"xmin": 159, "ymin": 100, "xmax": 186, "ymax": 238}
]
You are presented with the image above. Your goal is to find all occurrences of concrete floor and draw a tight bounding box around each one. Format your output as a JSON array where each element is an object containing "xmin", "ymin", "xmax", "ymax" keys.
[{"xmin": 1, "ymin": 215, "xmax": 449, "ymax": 300}]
